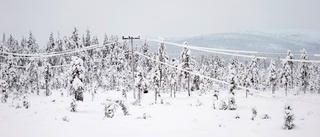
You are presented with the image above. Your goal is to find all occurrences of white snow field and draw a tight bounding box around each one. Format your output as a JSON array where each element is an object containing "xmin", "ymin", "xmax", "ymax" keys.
[{"xmin": 1, "ymin": 89, "xmax": 320, "ymax": 137}]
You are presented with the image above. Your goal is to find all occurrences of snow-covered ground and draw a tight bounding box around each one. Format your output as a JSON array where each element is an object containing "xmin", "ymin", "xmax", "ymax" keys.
[{"xmin": 1, "ymin": 89, "xmax": 320, "ymax": 137}]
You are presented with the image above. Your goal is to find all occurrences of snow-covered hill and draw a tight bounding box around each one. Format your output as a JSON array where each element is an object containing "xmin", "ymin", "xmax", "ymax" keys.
[{"xmin": 145, "ymin": 30, "xmax": 320, "ymax": 58}]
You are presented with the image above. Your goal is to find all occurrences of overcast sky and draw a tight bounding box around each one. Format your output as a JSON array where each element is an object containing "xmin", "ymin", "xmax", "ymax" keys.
[{"xmin": 1, "ymin": 0, "xmax": 320, "ymax": 46}]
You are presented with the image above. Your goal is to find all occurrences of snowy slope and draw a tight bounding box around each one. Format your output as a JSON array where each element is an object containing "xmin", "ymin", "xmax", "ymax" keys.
[
  {"xmin": 1, "ymin": 89, "xmax": 320, "ymax": 137},
  {"xmin": 143, "ymin": 30, "xmax": 320, "ymax": 58}
]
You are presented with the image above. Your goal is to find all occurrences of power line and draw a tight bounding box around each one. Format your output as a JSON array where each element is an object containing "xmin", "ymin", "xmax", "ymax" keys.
[
  {"xmin": 0, "ymin": 43, "xmax": 114, "ymax": 58},
  {"xmin": 148, "ymin": 39, "xmax": 267, "ymax": 60},
  {"xmin": 280, "ymin": 58, "xmax": 320, "ymax": 63},
  {"xmin": 147, "ymin": 38, "xmax": 320, "ymax": 63}
]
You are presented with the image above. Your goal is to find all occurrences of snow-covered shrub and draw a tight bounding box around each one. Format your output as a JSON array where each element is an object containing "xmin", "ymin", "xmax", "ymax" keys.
[
  {"xmin": 104, "ymin": 99, "xmax": 130, "ymax": 118},
  {"xmin": 70, "ymin": 99, "xmax": 77, "ymax": 112},
  {"xmin": 228, "ymin": 95, "xmax": 237, "ymax": 110},
  {"xmin": 189, "ymin": 99, "xmax": 203, "ymax": 106},
  {"xmin": 1, "ymin": 92, "xmax": 8, "ymax": 103},
  {"xmin": 22, "ymin": 96, "xmax": 29, "ymax": 109},
  {"xmin": 115, "ymin": 99, "xmax": 130, "ymax": 116},
  {"xmin": 252, "ymin": 107, "xmax": 257, "ymax": 120},
  {"xmin": 219, "ymin": 100, "xmax": 228, "ymax": 110},
  {"xmin": 122, "ymin": 88, "xmax": 127, "ymax": 100},
  {"xmin": 213, "ymin": 90, "xmax": 219, "ymax": 101},
  {"xmin": 195, "ymin": 99, "xmax": 203, "ymax": 106},
  {"xmin": 283, "ymin": 104, "xmax": 294, "ymax": 130},
  {"xmin": 262, "ymin": 114, "xmax": 271, "ymax": 119},
  {"xmin": 104, "ymin": 101, "xmax": 117, "ymax": 118},
  {"xmin": 11, "ymin": 93, "xmax": 22, "ymax": 109},
  {"xmin": 62, "ymin": 116, "xmax": 70, "ymax": 122},
  {"xmin": 235, "ymin": 114, "xmax": 240, "ymax": 119},
  {"xmin": 137, "ymin": 113, "xmax": 151, "ymax": 119},
  {"xmin": 212, "ymin": 89, "xmax": 219, "ymax": 109},
  {"xmin": 0, "ymin": 79, "xmax": 8, "ymax": 103}
]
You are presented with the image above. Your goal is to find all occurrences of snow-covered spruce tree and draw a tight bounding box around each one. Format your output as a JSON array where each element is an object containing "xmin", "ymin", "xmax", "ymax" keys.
[
  {"xmin": 84, "ymin": 27, "xmax": 91, "ymax": 47},
  {"xmin": 228, "ymin": 58, "xmax": 237, "ymax": 95},
  {"xmin": 27, "ymin": 31, "xmax": 39, "ymax": 53},
  {"xmin": 134, "ymin": 72, "xmax": 147, "ymax": 105},
  {"xmin": 71, "ymin": 27, "xmax": 81, "ymax": 49},
  {"xmin": 283, "ymin": 104, "xmax": 294, "ymax": 130},
  {"xmin": 309, "ymin": 65, "xmax": 320, "ymax": 93},
  {"xmin": 155, "ymin": 40, "xmax": 169, "ymax": 98},
  {"xmin": 0, "ymin": 79, "xmax": 8, "ymax": 103},
  {"xmin": 299, "ymin": 49, "xmax": 309, "ymax": 94},
  {"xmin": 247, "ymin": 57, "xmax": 259, "ymax": 90},
  {"xmin": 281, "ymin": 50, "xmax": 294, "ymax": 96},
  {"xmin": 212, "ymin": 89, "xmax": 219, "ymax": 109},
  {"xmin": 6, "ymin": 57, "xmax": 19, "ymax": 94},
  {"xmin": 43, "ymin": 59, "xmax": 52, "ymax": 96},
  {"xmin": 153, "ymin": 68, "xmax": 160, "ymax": 102},
  {"xmin": 169, "ymin": 58, "xmax": 178, "ymax": 98},
  {"xmin": 227, "ymin": 58, "xmax": 237, "ymax": 110},
  {"xmin": 26, "ymin": 59, "xmax": 39, "ymax": 94},
  {"xmin": 68, "ymin": 56, "xmax": 85, "ymax": 102},
  {"xmin": 268, "ymin": 60, "xmax": 277, "ymax": 94},
  {"xmin": 179, "ymin": 42, "xmax": 194, "ymax": 96}
]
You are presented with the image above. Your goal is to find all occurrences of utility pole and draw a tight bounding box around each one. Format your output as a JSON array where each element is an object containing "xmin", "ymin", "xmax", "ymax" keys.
[{"xmin": 122, "ymin": 36, "xmax": 140, "ymax": 99}]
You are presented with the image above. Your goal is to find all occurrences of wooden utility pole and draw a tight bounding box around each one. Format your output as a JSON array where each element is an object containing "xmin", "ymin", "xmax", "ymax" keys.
[{"xmin": 122, "ymin": 36, "xmax": 140, "ymax": 99}]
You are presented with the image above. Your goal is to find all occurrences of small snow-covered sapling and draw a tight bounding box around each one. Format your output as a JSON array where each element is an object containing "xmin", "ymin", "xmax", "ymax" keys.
[
  {"xmin": 104, "ymin": 102, "xmax": 116, "ymax": 118},
  {"xmin": 283, "ymin": 105, "xmax": 294, "ymax": 130},
  {"xmin": 70, "ymin": 99, "xmax": 77, "ymax": 112},
  {"xmin": 22, "ymin": 96, "xmax": 29, "ymax": 109},
  {"xmin": 252, "ymin": 107, "xmax": 257, "ymax": 120},
  {"xmin": 219, "ymin": 100, "xmax": 228, "ymax": 110},
  {"xmin": 228, "ymin": 96, "xmax": 237, "ymax": 110}
]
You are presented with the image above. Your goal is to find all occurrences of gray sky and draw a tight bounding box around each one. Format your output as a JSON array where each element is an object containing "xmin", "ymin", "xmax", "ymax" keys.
[{"xmin": 1, "ymin": 0, "xmax": 320, "ymax": 47}]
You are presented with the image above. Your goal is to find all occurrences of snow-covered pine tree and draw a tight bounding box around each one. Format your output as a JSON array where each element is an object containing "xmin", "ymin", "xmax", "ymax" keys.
[
  {"xmin": 85, "ymin": 27, "xmax": 91, "ymax": 47},
  {"xmin": 71, "ymin": 27, "xmax": 80, "ymax": 49},
  {"xmin": 27, "ymin": 31, "xmax": 39, "ymax": 53},
  {"xmin": 134, "ymin": 72, "xmax": 147, "ymax": 105},
  {"xmin": 268, "ymin": 60, "xmax": 277, "ymax": 94},
  {"xmin": 26, "ymin": 58, "xmax": 39, "ymax": 94},
  {"xmin": 43, "ymin": 59, "xmax": 52, "ymax": 96},
  {"xmin": 282, "ymin": 50, "xmax": 294, "ymax": 96},
  {"xmin": 180, "ymin": 42, "xmax": 194, "ymax": 96},
  {"xmin": 68, "ymin": 56, "xmax": 85, "ymax": 101},
  {"xmin": 169, "ymin": 58, "xmax": 178, "ymax": 98},
  {"xmin": 155, "ymin": 40, "xmax": 169, "ymax": 98},
  {"xmin": 212, "ymin": 89, "xmax": 219, "ymax": 109},
  {"xmin": 102, "ymin": 34, "xmax": 111, "ymax": 57},
  {"xmin": 153, "ymin": 69, "xmax": 160, "ymax": 102},
  {"xmin": 6, "ymin": 56, "xmax": 19, "ymax": 94},
  {"xmin": 309, "ymin": 64, "xmax": 320, "ymax": 93},
  {"xmin": 227, "ymin": 58, "xmax": 237, "ymax": 110},
  {"xmin": 299, "ymin": 49, "xmax": 309, "ymax": 94},
  {"xmin": 0, "ymin": 79, "xmax": 8, "ymax": 103},
  {"xmin": 46, "ymin": 32, "xmax": 55, "ymax": 53},
  {"xmin": 247, "ymin": 57, "xmax": 259, "ymax": 90},
  {"xmin": 228, "ymin": 58, "xmax": 237, "ymax": 95}
]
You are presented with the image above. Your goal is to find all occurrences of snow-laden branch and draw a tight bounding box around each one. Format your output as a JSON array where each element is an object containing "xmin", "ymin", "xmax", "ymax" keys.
[{"xmin": 135, "ymin": 51, "xmax": 262, "ymax": 93}]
